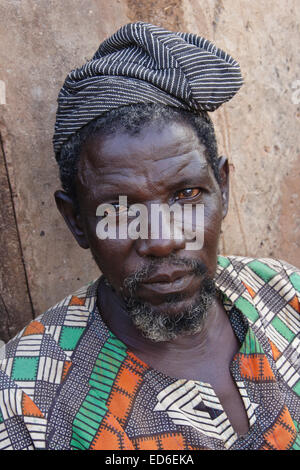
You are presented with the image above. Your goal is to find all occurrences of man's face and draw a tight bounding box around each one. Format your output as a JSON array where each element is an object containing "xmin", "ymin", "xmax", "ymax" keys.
[
  {"xmin": 56, "ymin": 118, "xmax": 228, "ymax": 339},
  {"xmin": 66, "ymin": 119, "xmax": 228, "ymax": 319}
]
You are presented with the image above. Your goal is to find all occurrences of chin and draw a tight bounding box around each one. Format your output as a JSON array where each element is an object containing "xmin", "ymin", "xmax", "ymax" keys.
[
  {"xmin": 145, "ymin": 295, "xmax": 197, "ymax": 316},
  {"xmin": 123, "ymin": 277, "xmax": 216, "ymax": 342}
]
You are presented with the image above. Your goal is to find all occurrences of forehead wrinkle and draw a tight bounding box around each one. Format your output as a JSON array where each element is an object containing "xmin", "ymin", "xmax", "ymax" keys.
[
  {"xmin": 157, "ymin": 151, "xmax": 208, "ymax": 180},
  {"xmin": 77, "ymin": 122, "xmax": 211, "ymax": 200},
  {"xmin": 78, "ymin": 149, "xmax": 210, "ymax": 203},
  {"xmin": 78, "ymin": 164, "xmax": 150, "ymax": 202},
  {"xmin": 83, "ymin": 150, "xmax": 206, "ymax": 185},
  {"xmin": 82, "ymin": 120, "xmax": 202, "ymax": 167}
]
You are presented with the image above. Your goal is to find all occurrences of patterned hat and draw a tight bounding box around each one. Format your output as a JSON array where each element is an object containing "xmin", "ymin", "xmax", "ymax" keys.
[{"xmin": 53, "ymin": 22, "xmax": 243, "ymax": 159}]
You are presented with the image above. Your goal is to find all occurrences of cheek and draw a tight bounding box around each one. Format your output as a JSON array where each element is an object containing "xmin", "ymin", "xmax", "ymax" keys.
[
  {"xmin": 199, "ymin": 195, "xmax": 223, "ymax": 275},
  {"xmin": 90, "ymin": 238, "xmax": 132, "ymax": 286},
  {"xmin": 81, "ymin": 215, "xmax": 132, "ymax": 286},
  {"xmin": 203, "ymin": 193, "xmax": 223, "ymax": 238}
]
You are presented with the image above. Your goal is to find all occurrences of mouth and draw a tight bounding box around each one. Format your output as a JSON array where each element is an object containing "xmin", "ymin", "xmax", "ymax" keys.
[
  {"xmin": 140, "ymin": 271, "xmax": 195, "ymax": 295},
  {"xmin": 122, "ymin": 257, "xmax": 208, "ymax": 304}
]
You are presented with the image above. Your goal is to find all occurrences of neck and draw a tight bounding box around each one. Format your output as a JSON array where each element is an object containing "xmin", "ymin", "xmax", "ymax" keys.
[{"xmin": 97, "ymin": 277, "xmax": 232, "ymax": 371}]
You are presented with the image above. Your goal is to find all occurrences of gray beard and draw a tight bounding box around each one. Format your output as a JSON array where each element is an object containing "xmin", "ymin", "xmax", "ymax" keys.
[
  {"xmin": 123, "ymin": 278, "xmax": 216, "ymax": 342},
  {"xmin": 120, "ymin": 255, "xmax": 217, "ymax": 342}
]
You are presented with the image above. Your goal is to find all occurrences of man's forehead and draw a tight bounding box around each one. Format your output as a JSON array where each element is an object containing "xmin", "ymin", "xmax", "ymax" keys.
[
  {"xmin": 79, "ymin": 152, "xmax": 209, "ymax": 200},
  {"xmin": 76, "ymin": 123, "xmax": 213, "ymax": 205},
  {"xmin": 78, "ymin": 120, "xmax": 209, "ymax": 176}
]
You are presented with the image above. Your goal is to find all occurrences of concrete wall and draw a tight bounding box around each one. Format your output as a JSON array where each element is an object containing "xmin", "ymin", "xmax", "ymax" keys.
[{"xmin": 0, "ymin": 0, "xmax": 299, "ymax": 341}]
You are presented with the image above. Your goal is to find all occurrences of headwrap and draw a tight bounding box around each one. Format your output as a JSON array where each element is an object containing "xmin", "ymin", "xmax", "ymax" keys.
[{"xmin": 53, "ymin": 22, "xmax": 243, "ymax": 159}]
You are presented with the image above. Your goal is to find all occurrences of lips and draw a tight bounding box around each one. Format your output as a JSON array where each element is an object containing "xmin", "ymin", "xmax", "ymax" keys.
[
  {"xmin": 140, "ymin": 269, "xmax": 195, "ymax": 295},
  {"xmin": 142, "ymin": 269, "xmax": 191, "ymax": 285}
]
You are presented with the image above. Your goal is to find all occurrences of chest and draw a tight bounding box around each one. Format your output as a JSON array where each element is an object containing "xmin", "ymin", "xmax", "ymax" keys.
[
  {"xmin": 147, "ymin": 335, "xmax": 250, "ymax": 436},
  {"xmin": 196, "ymin": 366, "xmax": 250, "ymax": 437}
]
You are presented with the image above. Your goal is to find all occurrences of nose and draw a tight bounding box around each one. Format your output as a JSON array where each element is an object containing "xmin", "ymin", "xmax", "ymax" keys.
[
  {"xmin": 136, "ymin": 236, "xmax": 186, "ymax": 257},
  {"xmin": 134, "ymin": 202, "xmax": 186, "ymax": 257}
]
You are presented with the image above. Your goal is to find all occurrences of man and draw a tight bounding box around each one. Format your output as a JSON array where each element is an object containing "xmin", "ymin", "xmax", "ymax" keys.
[{"xmin": 0, "ymin": 22, "xmax": 299, "ymax": 450}]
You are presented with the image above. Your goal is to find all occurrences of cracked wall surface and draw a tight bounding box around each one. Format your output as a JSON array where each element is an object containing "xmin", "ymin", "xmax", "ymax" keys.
[{"xmin": 0, "ymin": 0, "xmax": 299, "ymax": 340}]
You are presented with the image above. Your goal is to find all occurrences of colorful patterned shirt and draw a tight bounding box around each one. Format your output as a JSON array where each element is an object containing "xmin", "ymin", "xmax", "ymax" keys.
[{"xmin": 0, "ymin": 256, "xmax": 299, "ymax": 450}]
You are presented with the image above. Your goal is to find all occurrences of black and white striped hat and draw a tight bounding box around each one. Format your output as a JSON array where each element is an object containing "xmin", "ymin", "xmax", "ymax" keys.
[{"xmin": 53, "ymin": 22, "xmax": 243, "ymax": 159}]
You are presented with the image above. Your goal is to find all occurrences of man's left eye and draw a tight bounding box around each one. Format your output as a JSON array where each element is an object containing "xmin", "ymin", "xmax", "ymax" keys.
[{"xmin": 175, "ymin": 188, "xmax": 201, "ymax": 200}]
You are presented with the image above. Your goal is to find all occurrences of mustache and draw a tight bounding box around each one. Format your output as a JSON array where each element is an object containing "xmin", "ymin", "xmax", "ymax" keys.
[{"xmin": 123, "ymin": 253, "xmax": 208, "ymax": 296}]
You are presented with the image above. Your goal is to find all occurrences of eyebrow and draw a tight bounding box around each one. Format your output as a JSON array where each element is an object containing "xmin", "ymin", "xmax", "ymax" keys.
[
  {"xmin": 92, "ymin": 170, "xmax": 211, "ymax": 204},
  {"xmin": 164, "ymin": 173, "xmax": 210, "ymax": 191},
  {"xmin": 83, "ymin": 148, "xmax": 211, "ymax": 200}
]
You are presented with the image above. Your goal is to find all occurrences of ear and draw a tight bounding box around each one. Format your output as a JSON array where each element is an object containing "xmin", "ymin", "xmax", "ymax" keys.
[
  {"xmin": 217, "ymin": 156, "xmax": 229, "ymax": 218},
  {"xmin": 54, "ymin": 190, "xmax": 90, "ymax": 249}
]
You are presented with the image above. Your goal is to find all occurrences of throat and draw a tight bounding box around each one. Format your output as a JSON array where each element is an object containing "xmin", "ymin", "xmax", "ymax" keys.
[
  {"xmin": 127, "ymin": 296, "xmax": 238, "ymax": 383},
  {"xmin": 97, "ymin": 276, "xmax": 240, "ymax": 382}
]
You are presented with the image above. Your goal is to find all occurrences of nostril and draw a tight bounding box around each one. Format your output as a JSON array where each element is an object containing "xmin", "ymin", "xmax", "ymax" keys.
[{"xmin": 135, "ymin": 237, "xmax": 186, "ymax": 258}]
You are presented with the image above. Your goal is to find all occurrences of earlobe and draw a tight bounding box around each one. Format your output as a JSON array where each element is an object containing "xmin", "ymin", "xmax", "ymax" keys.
[
  {"xmin": 54, "ymin": 190, "xmax": 90, "ymax": 249},
  {"xmin": 217, "ymin": 156, "xmax": 229, "ymax": 218}
]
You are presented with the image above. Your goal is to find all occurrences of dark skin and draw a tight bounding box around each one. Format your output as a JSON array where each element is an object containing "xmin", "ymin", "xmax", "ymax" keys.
[{"xmin": 55, "ymin": 119, "xmax": 249, "ymax": 436}]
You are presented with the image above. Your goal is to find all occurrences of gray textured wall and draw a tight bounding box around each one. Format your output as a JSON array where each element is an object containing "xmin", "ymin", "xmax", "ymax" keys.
[{"xmin": 0, "ymin": 0, "xmax": 299, "ymax": 341}]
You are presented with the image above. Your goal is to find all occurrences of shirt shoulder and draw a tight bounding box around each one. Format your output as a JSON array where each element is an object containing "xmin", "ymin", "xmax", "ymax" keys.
[
  {"xmin": 1, "ymin": 279, "xmax": 98, "ymax": 370},
  {"xmin": 0, "ymin": 279, "xmax": 99, "ymax": 449},
  {"xmin": 217, "ymin": 255, "xmax": 300, "ymax": 354},
  {"xmin": 218, "ymin": 255, "xmax": 300, "ymax": 300}
]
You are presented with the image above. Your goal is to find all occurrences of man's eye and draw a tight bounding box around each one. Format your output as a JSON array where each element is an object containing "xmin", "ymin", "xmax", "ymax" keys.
[{"xmin": 175, "ymin": 188, "xmax": 201, "ymax": 200}]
